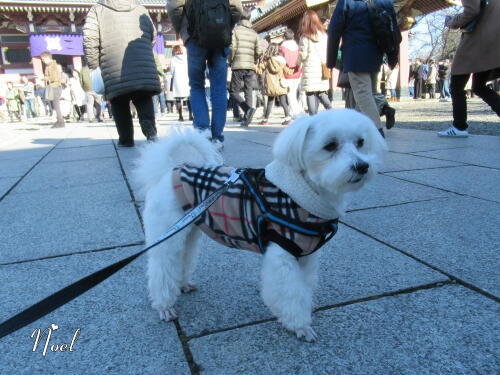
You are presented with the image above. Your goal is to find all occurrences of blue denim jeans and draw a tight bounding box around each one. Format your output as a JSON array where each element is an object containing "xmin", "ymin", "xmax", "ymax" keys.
[{"xmin": 186, "ymin": 39, "xmax": 229, "ymax": 142}]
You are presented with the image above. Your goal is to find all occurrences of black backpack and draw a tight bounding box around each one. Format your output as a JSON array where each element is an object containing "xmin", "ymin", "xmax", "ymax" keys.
[
  {"xmin": 186, "ymin": 0, "xmax": 233, "ymax": 49},
  {"xmin": 364, "ymin": 0, "xmax": 402, "ymax": 69}
]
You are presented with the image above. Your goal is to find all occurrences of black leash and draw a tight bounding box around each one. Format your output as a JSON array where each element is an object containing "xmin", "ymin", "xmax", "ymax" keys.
[{"xmin": 0, "ymin": 168, "xmax": 244, "ymax": 340}]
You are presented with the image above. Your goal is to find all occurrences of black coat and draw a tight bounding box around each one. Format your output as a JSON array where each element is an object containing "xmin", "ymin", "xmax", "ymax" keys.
[{"xmin": 83, "ymin": 0, "xmax": 161, "ymax": 100}]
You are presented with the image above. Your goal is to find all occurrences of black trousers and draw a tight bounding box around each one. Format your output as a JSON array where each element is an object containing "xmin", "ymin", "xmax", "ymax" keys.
[
  {"xmin": 110, "ymin": 91, "xmax": 157, "ymax": 143},
  {"xmin": 229, "ymin": 69, "xmax": 255, "ymax": 113},
  {"xmin": 451, "ymin": 70, "xmax": 500, "ymax": 130}
]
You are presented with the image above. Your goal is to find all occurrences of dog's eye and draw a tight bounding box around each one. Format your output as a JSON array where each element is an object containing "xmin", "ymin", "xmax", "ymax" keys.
[
  {"xmin": 356, "ymin": 138, "xmax": 365, "ymax": 148},
  {"xmin": 324, "ymin": 140, "xmax": 338, "ymax": 152}
]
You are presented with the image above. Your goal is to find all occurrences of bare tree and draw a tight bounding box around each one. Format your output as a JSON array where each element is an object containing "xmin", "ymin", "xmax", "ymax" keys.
[{"xmin": 409, "ymin": 7, "xmax": 462, "ymax": 61}]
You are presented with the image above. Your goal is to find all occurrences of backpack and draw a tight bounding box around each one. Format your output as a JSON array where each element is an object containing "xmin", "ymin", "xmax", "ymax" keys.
[
  {"xmin": 364, "ymin": 0, "xmax": 402, "ymax": 69},
  {"xmin": 186, "ymin": 0, "xmax": 233, "ymax": 49}
]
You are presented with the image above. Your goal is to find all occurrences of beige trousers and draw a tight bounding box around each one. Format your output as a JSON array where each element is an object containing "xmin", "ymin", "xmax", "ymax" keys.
[{"xmin": 348, "ymin": 71, "xmax": 382, "ymax": 129}]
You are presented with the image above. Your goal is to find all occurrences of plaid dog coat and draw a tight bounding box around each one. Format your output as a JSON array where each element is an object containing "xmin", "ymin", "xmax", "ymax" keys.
[{"xmin": 172, "ymin": 165, "xmax": 339, "ymax": 257}]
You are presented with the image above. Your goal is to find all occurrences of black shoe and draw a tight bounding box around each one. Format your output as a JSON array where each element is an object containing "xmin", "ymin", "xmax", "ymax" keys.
[
  {"xmin": 242, "ymin": 107, "xmax": 256, "ymax": 126},
  {"xmin": 117, "ymin": 140, "xmax": 134, "ymax": 147},
  {"xmin": 384, "ymin": 105, "xmax": 396, "ymax": 130}
]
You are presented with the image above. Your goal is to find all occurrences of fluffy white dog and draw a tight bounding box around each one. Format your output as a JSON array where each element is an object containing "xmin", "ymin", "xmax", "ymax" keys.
[{"xmin": 134, "ymin": 109, "xmax": 387, "ymax": 342}]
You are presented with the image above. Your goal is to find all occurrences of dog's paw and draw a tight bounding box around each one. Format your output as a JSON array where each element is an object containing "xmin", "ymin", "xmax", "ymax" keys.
[
  {"xmin": 158, "ymin": 308, "xmax": 178, "ymax": 321},
  {"xmin": 181, "ymin": 283, "xmax": 197, "ymax": 294},
  {"xmin": 294, "ymin": 326, "xmax": 318, "ymax": 342}
]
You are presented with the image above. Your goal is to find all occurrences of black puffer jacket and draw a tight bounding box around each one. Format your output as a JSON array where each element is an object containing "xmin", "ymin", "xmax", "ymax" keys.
[{"xmin": 83, "ymin": 0, "xmax": 161, "ymax": 100}]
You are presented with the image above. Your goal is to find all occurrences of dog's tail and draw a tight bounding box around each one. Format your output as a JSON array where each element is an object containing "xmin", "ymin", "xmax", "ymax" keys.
[{"xmin": 133, "ymin": 127, "xmax": 223, "ymax": 197}]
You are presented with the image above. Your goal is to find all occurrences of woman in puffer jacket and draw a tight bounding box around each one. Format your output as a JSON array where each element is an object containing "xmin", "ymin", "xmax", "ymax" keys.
[
  {"xmin": 255, "ymin": 43, "xmax": 294, "ymax": 126},
  {"xmin": 298, "ymin": 10, "xmax": 332, "ymax": 115}
]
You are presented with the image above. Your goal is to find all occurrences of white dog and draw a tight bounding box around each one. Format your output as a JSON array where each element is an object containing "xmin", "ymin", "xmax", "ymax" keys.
[{"xmin": 134, "ymin": 109, "xmax": 387, "ymax": 342}]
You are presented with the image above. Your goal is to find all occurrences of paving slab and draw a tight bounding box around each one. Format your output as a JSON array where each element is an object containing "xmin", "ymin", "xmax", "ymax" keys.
[
  {"xmin": 0, "ymin": 145, "xmax": 52, "ymax": 161},
  {"xmin": 386, "ymin": 165, "xmax": 500, "ymax": 202},
  {"xmin": 175, "ymin": 225, "xmax": 446, "ymax": 338},
  {"xmin": 188, "ymin": 285, "xmax": 499, "ymax": 375},
  {"xmin": 345, "ymin": 173, "xmax": 450, "ymax": 211},
  {"xmin": 412, "ymin": 145, "xmax": 500, "ymax": 169},
  {"xmin": 379, "ymin": 151, "xmax": 464, "ymax": 173},
  {"xmin": 0, "ymin": 177, "xmax": 18, "ymax": 197},
  {"xmin": 42, "ymin": 144, "xmax": 116, "ymax": 163},
  {"xmin": 343, "ymin": 196, "xmax": 500, "ymax": 297},
  {"xmin": 0, "ymin": 181, "xmax": 143, "ymax": 264},
  {"xmin": 12, "ymin": 157, "xmax": 124, "ymax": 194},
  {"xmin": 0, "ymin": 246, "xmax": 189, "ymax": 375},
  {"xmin": 0, "ymin": 157, "xmax": 40, "ymax": 178}
]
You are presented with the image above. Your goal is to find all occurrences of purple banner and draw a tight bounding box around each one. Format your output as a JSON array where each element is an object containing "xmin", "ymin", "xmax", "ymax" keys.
[
  {"xmin": 29, "ymin": 34, "xmax": 84, "ymax": 57},
  {"xmin": 153, "ymin": 33, "xmax": 165, "ymax": 55}
]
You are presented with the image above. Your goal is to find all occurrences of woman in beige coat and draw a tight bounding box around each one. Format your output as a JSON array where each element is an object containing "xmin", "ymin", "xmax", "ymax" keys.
[
  {"xmin": 256, "ymin": 43, "xmax": 294, "ymax": 125},
  {"xmin": 438, "ymin": 0, "xmax": 500, "ymax": 137}
]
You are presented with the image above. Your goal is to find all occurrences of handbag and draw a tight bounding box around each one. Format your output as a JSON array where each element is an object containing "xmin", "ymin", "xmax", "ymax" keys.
[
  {"xmin": 90, "ymin": 67, "xmax": 105, "ymax": 95},
  {"xmin": 321, "ymin": 63, "xmax": 332, "ymax": 80},
  {"xmin": 44, "ymin": 85, "xmax": 55, "ymax": 101},
  {"xmin": 337, "ymin": 71, "xmax": 350, "ymax": 88}
]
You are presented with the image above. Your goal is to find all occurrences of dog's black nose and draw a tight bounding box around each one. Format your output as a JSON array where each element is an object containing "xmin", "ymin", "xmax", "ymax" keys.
[{"xmin": 352, "ymin": 162, "xmax": 369, "ymax": 175}]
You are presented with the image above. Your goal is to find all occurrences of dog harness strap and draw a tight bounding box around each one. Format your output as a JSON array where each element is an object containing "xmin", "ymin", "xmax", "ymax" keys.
[{"xmin": 240, "ymin": 170, "xmax": 339, "ymax": 257}]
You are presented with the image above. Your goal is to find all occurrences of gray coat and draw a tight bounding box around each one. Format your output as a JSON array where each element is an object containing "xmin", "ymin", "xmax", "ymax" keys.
[
  {"xmin": 449, "ymin": 0, "xmax": 500, "ymax": 75},
  {"xmin": 83, "ymin": 0, "xmax": 161, "ymax": 100}
]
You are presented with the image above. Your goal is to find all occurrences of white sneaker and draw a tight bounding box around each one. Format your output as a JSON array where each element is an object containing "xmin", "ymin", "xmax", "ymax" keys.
[{"xmin": 437, "ymin": 126, "xmax": 469, "ymax": 137}]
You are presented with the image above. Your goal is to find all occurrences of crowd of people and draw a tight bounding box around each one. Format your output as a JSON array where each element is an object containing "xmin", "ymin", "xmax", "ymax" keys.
[{"xmin": 1, "ymin": 0, "xmax": 498, "ymax": 144}]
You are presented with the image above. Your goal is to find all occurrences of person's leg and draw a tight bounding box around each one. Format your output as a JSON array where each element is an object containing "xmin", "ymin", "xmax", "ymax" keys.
[
  {"xmin": 278, "ymin": 95, "xmax": 291, "ymax": 118},
  {"xmin": 305, "ymin": 92, "xmax": 318, "ymax": 115},
  {"xmin": 348, "ymin": 71, "xmax": 382, "ymax": 129},
  {"xmin": 229, "ymin": 70, "xmax": 248, "ymax": 112},
  {"xmin": 110, "ymin": 94, "xmax": 134, "ymax": 145},
  {"xmin": 51, "ymin": 86, "xmax": 65, "ymax": 127},
  {"xmin": 86, "ymin": 91, "xmax": 95, "ymax": 121},
  {"xmin": 450, "ymin": 74, "xmax": 470, "ymax": 130},
  {"xmin": 472, "ymin": 70, "xmax": 500, "ymax": 116},
  {"xmin": 243, "ymin": 70, "xmax": 254, "ymax": 110},
  {"xmin": 159, "ymin": 92, "xmax": 166, "ymax": 114},
  {"xmin": 262, "ymin": 95, "xmax": 274, "ymax": 122},
  {"xmin": 186, "ymin": 40, "xmax": 210, "ymax": 132},
  {"xmin": 208, "ymin": 47, "xmax": 229, "ymax": 142},
  {"xmin": 94, "ymin": 93, "xmax": 103, "ymax": 121},
  {"xmin": 175, "ymin": 98, "xmax": 184, "ymax": 121},
  {"xmin": 131, "ymin": 92, "xmax": 157, "ymax": 141},
  {"xmin": 317, "ymin": 91, "xmax": 332, "ymax": 110}
]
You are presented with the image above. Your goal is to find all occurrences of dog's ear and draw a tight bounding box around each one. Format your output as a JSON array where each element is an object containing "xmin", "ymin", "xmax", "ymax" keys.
[{"xmin": 272, "ymin": 115, "xmax": 313, "ymax": 171}]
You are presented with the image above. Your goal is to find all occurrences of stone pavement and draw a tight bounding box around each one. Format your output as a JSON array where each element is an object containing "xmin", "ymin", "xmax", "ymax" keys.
[{"xmin": 0, "ymin": 103, "xmax": 498, "ymax": 375}]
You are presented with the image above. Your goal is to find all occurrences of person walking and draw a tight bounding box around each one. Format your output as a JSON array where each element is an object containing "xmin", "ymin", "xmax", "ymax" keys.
[
  {"xmin": 298, "ymin": 10, "xmax": 331, "ymax": 115},
  {"xmin": 255, "ymin": 43, "xmax": 293, "ymax": 126},
  {"xmin": 229, "ymin": 10, "xmax": 262, "ymax": 127},
  {"xmin": 327, "ymin": 0, "xmax": 398, "ymax": 136},
  {"xmin": 438, "ymin": 59, "xmax": 451, "ymax": 101},
  {"xmin": 279, "ymin": 28, "xmax": 303, "ymax": 118},
  {"xmin": 21, "ymin": 76, "xmax": 36, "ymax": 119},
  {"xmin": 170, "ymin": 45, "xmax": 192, "ymax": 122},
  {"xmin": 426, "ymin": 59, "xmax": 438, "ymax": 99},
  {"xmin": 84, "ymin": 0, "xmax": 161, "ymax": 146},
  {"xmin": 5, "ymin": 82, "xmax": 21, "ymax": 122},
  {"xmin": 167, "ymin": 0, "xmax": 243, "ymax": 150},
  {"xmin": 438, "ymin": 0, "xmax": 500, "ymax": 137},
  {"xmin": 40, "ymin": 51, "xmax": 65, "ymax": 128},
  {"xmin": 80, "ymin": 57, "xmax": 104, "ymax": 123}
]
